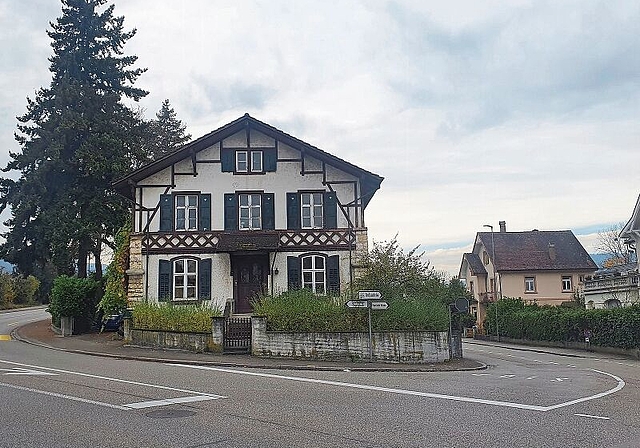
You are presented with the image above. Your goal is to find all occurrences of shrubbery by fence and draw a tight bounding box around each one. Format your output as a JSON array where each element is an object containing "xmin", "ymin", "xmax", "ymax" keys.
[{"xmin": 485, "ymin": 298, "xmax": 640, "ymax": 349}]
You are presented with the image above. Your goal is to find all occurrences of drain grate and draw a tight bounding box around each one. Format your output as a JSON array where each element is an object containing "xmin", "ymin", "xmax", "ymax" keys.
[{"xmin": 145, "ymin": 409, "xmax": 196, "ymax": 419}]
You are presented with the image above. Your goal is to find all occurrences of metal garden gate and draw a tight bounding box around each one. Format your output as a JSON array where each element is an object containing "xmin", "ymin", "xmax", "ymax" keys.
[{"xmin": 223, "ymin": 317, "xmax": 252, "ymax": 353}]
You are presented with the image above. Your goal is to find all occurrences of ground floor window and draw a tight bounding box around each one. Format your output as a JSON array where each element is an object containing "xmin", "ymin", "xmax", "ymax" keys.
[
  {"xmin": 302, "ymin": 255, "xmax": 326, "ymax": 294},
  {"xmin": 524, "ymin": 276, "xmax": 536, "ymax": 293},
  {"xmin": 174, "ymin": 259, "xmax": 197, "ymax": 300}
]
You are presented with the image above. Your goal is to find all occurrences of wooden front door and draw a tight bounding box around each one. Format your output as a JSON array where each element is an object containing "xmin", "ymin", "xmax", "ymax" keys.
[{"xmin": 233, "ymin": 255, "xmax": 268, "ymax": 314}]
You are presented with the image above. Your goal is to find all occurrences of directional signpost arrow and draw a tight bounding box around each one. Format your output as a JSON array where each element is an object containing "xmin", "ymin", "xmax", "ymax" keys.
[
  {"xmin": 358, "ymin": 290, "xmax": 381, "ymax": 301},
  {"xmin": 346, "ymin": 300, "xmax": 369, "ymax": 308},
  {"xmin": 370, "ymin": 301, "xmax": 389, "ymax": 310}
]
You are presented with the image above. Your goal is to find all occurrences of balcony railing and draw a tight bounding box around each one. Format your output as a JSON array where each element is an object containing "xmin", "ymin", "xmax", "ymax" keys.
[
  {"xmin": 583, "ymin": 275, "xmax": 639, "ymax": 292},
  {"xmin": 139, "ymin": 229, "xmax": 358, "ymax": 254}
]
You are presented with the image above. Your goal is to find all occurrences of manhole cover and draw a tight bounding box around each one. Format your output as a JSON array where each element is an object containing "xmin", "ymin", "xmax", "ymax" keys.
[{"xmin": 145, "ymin": 409, "xmax": 196, "ymax": 419}]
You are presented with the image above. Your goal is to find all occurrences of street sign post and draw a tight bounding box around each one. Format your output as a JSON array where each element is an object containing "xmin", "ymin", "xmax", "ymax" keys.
[
  {"xmin": 358, "ymin": 290, "xmax": 382, "ymax": 301},
  {"xmin": 345, "ymin": 300, "xmax": 369, "ymax": 308},
  {"xmin": 370, "ymin": 301, "xmax": 389, "ymax": 310}
]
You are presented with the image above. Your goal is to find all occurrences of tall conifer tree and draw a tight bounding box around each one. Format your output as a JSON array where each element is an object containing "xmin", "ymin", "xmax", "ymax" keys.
[
  {"xmin": 147, "ymin": 99, "xmax": 192, "ymax": 160},
  {"xmin": 0, "ymin": 0, "xmax": 148, "ymax": 281}
]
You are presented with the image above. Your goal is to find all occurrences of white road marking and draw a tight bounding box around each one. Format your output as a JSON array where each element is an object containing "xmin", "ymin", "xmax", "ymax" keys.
[
  {"xmin": 526, "ymin": 376, "xmax": 537, "ymax": 380},
  {"xmin": 500, "ymin": 374, "xmax": 516, "ymax": 378},
  {"xmin": 471, "ymin": 373, "xmax": 491, "ymax": 376},
  {"xmin": 0, "ymin": 381, "xmax": 131, "ymax": 411},
  {"xmin": 574, "ymin": 413, "xmax": 610, "ymax": 420},
  {"xmin": 123, "ymin": 395, "xmax": 221, "ymax": 409},
  {"xmin": 172, "ymin": 364, "xmax": 625, "ymax": 413},
  {"xmin": 552, "ymin": 378, "xmax": 570, "ymax": 382},
  {"xmin": 0, "ymin": 359, "xmax": 225, "ymax": 399},
  {"xmin": 0, "ymin": 367, "xmax": 57, "ymax": 376},
  {"xmin": 567, "ymin": 365, "xmax": 577, "ymax": 368}
]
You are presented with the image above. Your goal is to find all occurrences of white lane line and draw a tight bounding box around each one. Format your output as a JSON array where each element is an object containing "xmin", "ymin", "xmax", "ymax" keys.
[
  {"xmin": 124, "ymin": 395, "xmax": 221, "ymax": 409},
  {"xmin": 0, "ymin": 367, "xmax": 58, "ymax": 376},
  {"xmin": 0, "ymin": 381, "xmax": 130, "ymax": 411},
  {"xmin": 471, "ymin": 373, "xmax": 491, "ymax": 376},
  {"xmin": 526, "ymin": 376, "xmax": 537, "ymax": 380},
  {"xmin": 574, "ymin": 413, "xmax": 610, "ymax": 420},
  {"xmin": 0, "ymin": 359, "xmax": 225, "ymax": 399},
  {"xmin": 500, "ymin": 374, "xmax": 516, "ymax": 378},
  {"xmin": 544, "ymin": 370, "xmax": 624, "ymax": 411},
  {"xmin": 173, "ymin": 364, "xmax": 625, "ymax": 413}
]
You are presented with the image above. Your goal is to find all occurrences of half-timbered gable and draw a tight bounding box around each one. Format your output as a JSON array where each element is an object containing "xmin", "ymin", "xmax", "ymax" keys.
[{"xmin": 114, "ymin": 114, "xmax": 383, "ymax": 313}]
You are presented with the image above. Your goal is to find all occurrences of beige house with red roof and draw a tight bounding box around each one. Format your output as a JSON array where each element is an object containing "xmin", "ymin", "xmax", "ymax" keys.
[{"xmin": 459, "ymin": 221, "xmax": 597, "ymax": 328}]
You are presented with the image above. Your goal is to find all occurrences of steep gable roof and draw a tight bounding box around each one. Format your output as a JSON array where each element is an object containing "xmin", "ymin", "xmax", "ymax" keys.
[
  {"xmin": 476, "ymin": 230, "xmax": 597, "ymax": 272},
  {"xmin": 113, "ymin": 114, "xmax": 384, "ymax": 207},
  {"xmin": 620, "ymin": 194, "xmax": 640, "ymax": 239},
  {"xmin": 460, "ymin": 253, "xmax": 487, "ymax": 277}
]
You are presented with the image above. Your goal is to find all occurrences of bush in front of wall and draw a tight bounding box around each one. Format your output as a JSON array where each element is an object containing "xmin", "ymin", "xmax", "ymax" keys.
[
  {"xmin": 132, "ymin": 301, "xmax": 222, "ymax": 333},
  {"xmin": 47, "ymin": 276, "xmax": 99, "ymax": 328},
  {"xmin": 252, "ymin": 289, "xmax": 449, "ymax": 333}
]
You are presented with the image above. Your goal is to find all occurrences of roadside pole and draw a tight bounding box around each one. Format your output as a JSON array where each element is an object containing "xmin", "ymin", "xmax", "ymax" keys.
[{"xmin": 368, "ymin": 305, "xmax": 373, "ymax": 361}]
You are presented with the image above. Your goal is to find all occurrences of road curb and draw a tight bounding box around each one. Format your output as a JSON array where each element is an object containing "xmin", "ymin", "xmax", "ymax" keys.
[
  {"xmin": 0, "ymin": 305, "xmax": 47, "ymax": 314},
  {"xmin": 465, "ymin": 339, "xmax": 590, "ymax": 359},
  {"xmin": 12, "ymin": 326, "xmax": 487, "ymax": 373}
]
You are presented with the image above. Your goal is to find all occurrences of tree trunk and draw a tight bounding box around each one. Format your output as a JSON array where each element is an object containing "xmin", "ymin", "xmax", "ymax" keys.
[
  {"xmin": 93, "ymin": 241, "xmax": 103, "ymax": 281},
  {"xmin": 77, "ymin": 238, "xmax": 89, "ymax": 278}
]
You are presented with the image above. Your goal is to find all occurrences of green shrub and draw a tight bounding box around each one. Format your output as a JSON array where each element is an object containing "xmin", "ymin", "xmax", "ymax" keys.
[
  {"xmin": 47, "ymin": 275, "xmax": 98, "ymax": 322},
  {"xmin": 485, "ymin": 298, "xmax": 640, "ymax": 349},
  {"xmin": 98, "ymin": 224, "xmax": 130, "ymax": 317},
  {"xmin": 252, "ymin": 289, "xmax": 449, "ymax": 332},
  {"xmin": 132, "ymin": 301, "xmax": 222, "ymax": 333}
]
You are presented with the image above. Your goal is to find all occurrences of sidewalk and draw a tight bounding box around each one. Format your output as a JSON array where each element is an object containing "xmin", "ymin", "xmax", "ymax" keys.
[{"xmin": 13, "ymin": 319, "xmax": 486, "ymax": 372}]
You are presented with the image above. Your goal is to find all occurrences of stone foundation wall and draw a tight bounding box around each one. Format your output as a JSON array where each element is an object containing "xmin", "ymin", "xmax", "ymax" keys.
[{"xmin": 251, "ymin": 316, "xmax": 454, "ymax": 363}]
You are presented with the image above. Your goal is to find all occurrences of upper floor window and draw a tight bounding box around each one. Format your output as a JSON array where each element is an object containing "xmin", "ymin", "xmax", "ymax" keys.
[
  {"xmin": 302, "ymin": 255, "xmax": 326, "ymax": 294},
  {"xmin": 251, "ymin": 151, "xmax": 263, "ymax": 172},
  {"xmin": 301, "ymin": 193, "xmax": 324, "ymax": 229},
  {"xmin": 286, "ymin": 191, "xmax": 337, "ymax": 230},
  {"xmin": 159, "ymin": 193, "xmax": 210, "ymax": 232},
  {"xmin": 175, "ymin": 194, "xmax": 198, "ymax": 230},
  {"xmin": 239, "ymin": 193, "xmax": 262, "ymax": 230},
  {"xmin": 562, "ymin": 275, "xmax": 572, "ymax": 292},
  {"xmin": 224, "ymin": 192, "xmax": 274, "ymax": 231},
  {"xmin": 525, "ymin": 276, "xmax": 536, "ymax": 293}
]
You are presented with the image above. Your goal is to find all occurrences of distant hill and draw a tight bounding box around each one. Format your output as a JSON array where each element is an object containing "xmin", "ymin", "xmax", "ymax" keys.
[{"xmin": 590, "ymin": 254, "xmax": 608, "ymax": 268}]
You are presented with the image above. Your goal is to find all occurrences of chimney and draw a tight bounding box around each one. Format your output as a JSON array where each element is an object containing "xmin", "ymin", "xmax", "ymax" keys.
[
  {"xmin": 499, "ymin": 221, "xmax": 506, "ymax": 233},
  {"xmin": 548, "ymin": 243, "xmax": 556, "ymax": 261}
]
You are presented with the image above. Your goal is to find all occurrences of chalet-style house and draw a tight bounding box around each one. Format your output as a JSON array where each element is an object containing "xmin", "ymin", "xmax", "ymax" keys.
[
  {"xmin": 113, "ymin": 114, "xmax": 383, "ymax": 313},
  {"xmin": 458, "ymin": 221, "xmax": 597, "ymax": 327},
  {"xmin": 582, "ymin": 193, "xmax": 640, "ymax": 309}
]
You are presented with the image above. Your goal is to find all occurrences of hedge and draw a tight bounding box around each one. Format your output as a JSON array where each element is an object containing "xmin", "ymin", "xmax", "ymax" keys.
[
  {"xmin": 132, "ymin": 301, "xmax": 222, "ymax": 333},
  {"xmin": 485, "ymin": 298, "xmax": 640, "ymax": 349},
  {"xmin": 252, "ymin": 289, "xmax": 449, "ymax": 332}
]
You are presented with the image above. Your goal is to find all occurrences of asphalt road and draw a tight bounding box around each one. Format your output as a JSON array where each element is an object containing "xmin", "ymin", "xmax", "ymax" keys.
[{"xmin": 1, "ymin": 308, "xmax": 639, "ymax": 447}]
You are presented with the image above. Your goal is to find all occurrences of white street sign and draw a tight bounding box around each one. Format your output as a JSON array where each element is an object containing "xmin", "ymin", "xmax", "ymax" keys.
[
  {"xmin": 346, "ymin": 300, "xmax": 369, "ymax": 308},
  {"xmin": 358, "ymin": 290, "xmax": 382, "ymax": 300},
  {"xmin": 370, "ymin": 301, "xmax": 389, "ymax": 310}
]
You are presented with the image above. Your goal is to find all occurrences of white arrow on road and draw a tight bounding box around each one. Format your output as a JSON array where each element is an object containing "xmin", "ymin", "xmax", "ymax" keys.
[{"xmin": 0, "ymin": 368, "xmax": 58, "ymax": 376}]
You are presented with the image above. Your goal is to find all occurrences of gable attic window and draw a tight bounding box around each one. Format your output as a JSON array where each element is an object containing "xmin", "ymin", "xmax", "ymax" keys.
[{"xmin": 222, "ymin": 148, "xmax": 276, "ymax": 173}]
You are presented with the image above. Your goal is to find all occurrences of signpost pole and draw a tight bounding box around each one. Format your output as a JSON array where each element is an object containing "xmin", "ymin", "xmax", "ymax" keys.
[{"xmin": 368, "ymin": 305, "xmax": 373, "ymax": 361}]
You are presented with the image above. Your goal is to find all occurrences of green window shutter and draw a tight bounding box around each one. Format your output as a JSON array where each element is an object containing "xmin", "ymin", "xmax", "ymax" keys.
[
  {"xmin": 224, "ymin": 193, "xmax": 237, "ymax": 231},
  {"xmin": 262, "ymin": 193, "xmax": 275, "ymax": 230},
  {"xmin": 159, "ymin": 194, "xmax": 173, "ymax": 232},
  {"xmin": 158, "ymin": 259, "xmax": 172, "ymax": 302},
  {"xmin": 324, "ymin": 192, "xmax": 338, "ymax": 228},
  {"xmin": 327, "ymin": 255, "xmax": 340, "ymax": 295},
  {"xmin": 264, "ymin": 148, "xmax": 277, "ymax": 172},
  {"xmin": 286, "ymin": 192, "xmax": 301, "ymax": 230},
  {"xmin": 198, "ymin": 258, "xmax": 212, "ymax": 300},
  {"xmin": 287, "ymin": 256, "xmax": 301, "ymax": 290},
  {"xmin": 199, "ymin": 193, "xmax": 211, "ymax": 231},
  {"xmin": 221, "ymin": 148, "xmax": 235, "ymax": 172}
]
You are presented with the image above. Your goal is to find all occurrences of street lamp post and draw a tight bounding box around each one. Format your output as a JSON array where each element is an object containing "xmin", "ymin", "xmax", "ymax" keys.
[{"xmin": 483, "ymin": 224, "xmax": 500, "ymax": 341}]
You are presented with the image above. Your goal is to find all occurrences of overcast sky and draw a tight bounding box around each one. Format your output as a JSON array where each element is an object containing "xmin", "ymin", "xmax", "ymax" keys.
[{"xmin": 1, "ymin": 0, "xmax": 639, "ymax": 276}]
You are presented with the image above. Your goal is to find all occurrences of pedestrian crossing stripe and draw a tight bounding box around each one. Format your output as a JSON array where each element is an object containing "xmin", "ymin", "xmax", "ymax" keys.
[{"xmin": 0, "ymin": 335, "xmax": 11, "ymax": 341}]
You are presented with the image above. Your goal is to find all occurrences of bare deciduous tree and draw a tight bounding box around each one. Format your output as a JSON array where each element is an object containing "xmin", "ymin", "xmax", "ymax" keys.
[{"xmin": 596, "ymin": 223, "xmax": 636, "ymax": 267}]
